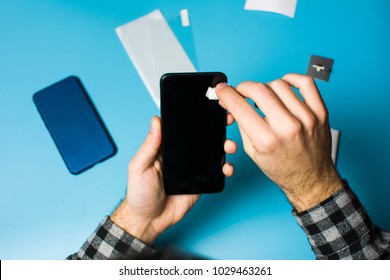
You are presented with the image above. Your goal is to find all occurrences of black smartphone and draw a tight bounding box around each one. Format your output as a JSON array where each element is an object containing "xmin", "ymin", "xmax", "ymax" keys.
[
  {"xmin": 33, "ymin": 76, "xmax": 117, "ymax": 175},
  {"xmin": 160, "ymin": 72, "xmax": 227, "ymax": 194}
]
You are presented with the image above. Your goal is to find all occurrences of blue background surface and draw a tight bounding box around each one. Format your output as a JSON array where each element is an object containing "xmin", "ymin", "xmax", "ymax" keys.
[{"xmin": 0, "ymin": 0, "xmax": 389, "ymax": 259}]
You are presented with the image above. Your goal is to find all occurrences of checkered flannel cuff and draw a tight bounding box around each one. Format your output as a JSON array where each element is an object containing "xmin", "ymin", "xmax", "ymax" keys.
[
  {"xmin": 294, "ymin": 181, "xmax": 390, "ymax": 259},
  {"xmin": 68, "ymin": 216, "xmax": 157, "ymax": 260}
]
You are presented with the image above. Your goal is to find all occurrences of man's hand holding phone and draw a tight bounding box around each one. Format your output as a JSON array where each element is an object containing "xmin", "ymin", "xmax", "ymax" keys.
[{"xmin": 111, "ymin": 116, "xmax": 236, "ymax": 245}]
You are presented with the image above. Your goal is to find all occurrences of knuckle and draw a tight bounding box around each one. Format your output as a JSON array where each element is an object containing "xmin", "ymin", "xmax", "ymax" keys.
[
  {"xmin": 251, "ymin": 82, "xmax": 269, "ymax": 94},
  {"xmin": 315, "ymin": 106, "xmax": 329, "ymax": 125},
  {"xmin": 258, "ymin": 133, "xmax": 278, "ymax": 153},
  {"xmin": 287, "ymin": 119, "xmax": 302, "ymax": 135},
  {"xmin": 319, "ymin": 108, "xmax": 329, "ymax": 123},
  {"xmin": 236, "ymin": 81, "xmax": 252, "ymax": 93},
  {"xmin": 303, "ymin": 112, "xmax": 317, "ymax": 130},
  {"xmin": 302, "ymin": 75, "xmax": 315, "ymax": 88},
  {"xmin": 268, "ymin": 79, "xmax": 286, "ymax": 89}
]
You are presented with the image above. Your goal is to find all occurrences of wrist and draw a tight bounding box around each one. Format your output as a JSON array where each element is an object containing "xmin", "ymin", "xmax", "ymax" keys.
[
  {"xmin": 285, "ymin": 170, "xmax": 343, "ymax": 212},
  {"xmin": 111, "ymin": 200, "xmax": 159, "ymax": 245}
]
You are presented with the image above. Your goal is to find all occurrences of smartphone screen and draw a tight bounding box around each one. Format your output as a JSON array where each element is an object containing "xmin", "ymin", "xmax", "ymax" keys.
[
  {"xmin": 160, "ymin": 72, "xmax": 227, "ymax": 194},
  {"xmin": 33, "ymin": 76, "xmax": 117, "ymax": 174}
]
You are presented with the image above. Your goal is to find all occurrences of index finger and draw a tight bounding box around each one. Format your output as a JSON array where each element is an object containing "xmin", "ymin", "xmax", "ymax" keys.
[{"xmin": 215, "ymin": 83, "xmax": 270, "ymax": 138}]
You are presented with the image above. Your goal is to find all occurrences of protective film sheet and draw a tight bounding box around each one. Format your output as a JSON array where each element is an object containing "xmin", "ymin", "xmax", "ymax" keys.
[
  {"xmin": 166, "ymin": 10, "xmax": 199, "ymax": 70},
  {"xmin": 115, "ymin": 10, "xmax": 197, "ymax": 108}
]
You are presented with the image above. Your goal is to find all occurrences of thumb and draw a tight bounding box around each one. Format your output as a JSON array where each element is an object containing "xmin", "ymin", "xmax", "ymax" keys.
[{"xmin": 131, "ymin": 116, "xmax": 162, "ymax": 173}]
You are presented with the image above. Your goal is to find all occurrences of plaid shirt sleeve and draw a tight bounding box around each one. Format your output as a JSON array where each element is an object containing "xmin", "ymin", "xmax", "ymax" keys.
[
  {"xmin": 293, "ymin": 181, "xmax": 390, "ymax": 259},
  {"xmin": 67, "ymin": 216, "xmax": 157, "ymax": 260}
]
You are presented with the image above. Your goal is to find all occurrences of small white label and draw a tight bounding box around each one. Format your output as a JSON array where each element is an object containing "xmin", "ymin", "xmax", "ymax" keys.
[{"xmin": 180, "ymin": 9, "xmax": 190, "ymax": 27}]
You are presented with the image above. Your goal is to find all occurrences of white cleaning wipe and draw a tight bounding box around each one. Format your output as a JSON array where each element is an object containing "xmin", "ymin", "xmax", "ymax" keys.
[
  {"xmin": 115, "ymin": 10, "xmax": 196, "ymax": 108},
  {"xmin": 205, "ymin": 87, "xmax": 218, "ymax": 100}
]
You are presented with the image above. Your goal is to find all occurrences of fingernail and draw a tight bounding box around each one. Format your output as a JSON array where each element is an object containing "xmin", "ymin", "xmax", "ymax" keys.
[{"xmin": 216, "ymin": 82, "xmax": 228, "ymax": 90}]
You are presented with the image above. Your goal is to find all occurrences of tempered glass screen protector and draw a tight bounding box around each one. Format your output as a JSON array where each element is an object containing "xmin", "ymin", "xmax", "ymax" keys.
[
  {"xmin": 115, "ymin": 10, "xmax": 196, "ymax": 108},
  {"xmin": 160, "ymin": 72, "xmax": 227, "ymax": 194},
  {"xmin": 33, "ymin": 76, "xmax": 117, "ymax": 174}
]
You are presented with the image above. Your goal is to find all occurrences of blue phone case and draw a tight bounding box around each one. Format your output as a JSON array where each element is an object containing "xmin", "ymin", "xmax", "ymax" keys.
[{"xmin": 33, "ymin": 76, "xmax": 117, "ymax": 174}]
